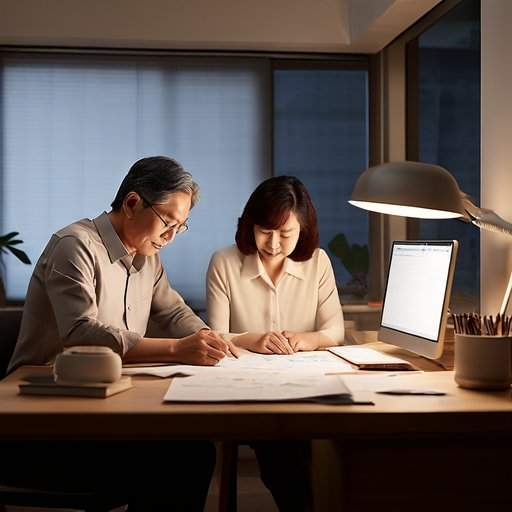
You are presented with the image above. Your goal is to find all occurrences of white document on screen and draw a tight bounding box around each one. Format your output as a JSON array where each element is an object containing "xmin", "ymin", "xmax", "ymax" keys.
[{"xmin": 163, "ymin": 370, "xmax": 351, "ymax": 402}]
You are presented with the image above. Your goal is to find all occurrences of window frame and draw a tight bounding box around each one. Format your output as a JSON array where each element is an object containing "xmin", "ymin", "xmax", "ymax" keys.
[
  {"xmin": 271, "ymin": 56, "xmax": 380, "ymax": 303},
  {"xmin": 377, "ymin": 0, "xmax": 467, "ymax": 304},
  {"xmin": 405, "ymin": 0, "xmax": 466, "ymax": 241}
]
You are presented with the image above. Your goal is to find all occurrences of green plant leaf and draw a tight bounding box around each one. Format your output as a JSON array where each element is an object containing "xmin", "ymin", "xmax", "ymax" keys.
[
  {"xmin": 351, "ymin": 244, "xmax": 369, "ymax": 274},
  {"xmin": 328, "ymin": 233, "xmax": 350, "ymax": 260},
  {"xmin": 328, "ymin": 232, "xmax": 369, "ymax": 277},
  {"xmin": 6, "ymin": 239, "xmax": 24, "ymax": 246},
  {"xmin": 5, "ymin": 245, "xmax": 31, "ymax": 264},
  {"xmin": 0, "ymin": 232, "xmax": 19, "ymax": 244}
]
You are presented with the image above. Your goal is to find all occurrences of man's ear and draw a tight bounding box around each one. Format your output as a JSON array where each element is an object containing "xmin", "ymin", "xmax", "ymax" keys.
[{"xmin": 123, "ymin": 192, "xmax": 140, "ymax": 219}]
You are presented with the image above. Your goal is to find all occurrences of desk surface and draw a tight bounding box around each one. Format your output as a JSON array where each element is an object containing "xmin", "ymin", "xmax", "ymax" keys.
[{"xmin": 1, "ymin": 343, "xmax": 512, "ymax": 441}]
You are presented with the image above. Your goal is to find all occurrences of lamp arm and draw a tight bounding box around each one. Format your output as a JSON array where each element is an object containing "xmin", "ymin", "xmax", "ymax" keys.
[{"xmin": 461, "ymin": 194, "xmax": 512, "ymax": 237}]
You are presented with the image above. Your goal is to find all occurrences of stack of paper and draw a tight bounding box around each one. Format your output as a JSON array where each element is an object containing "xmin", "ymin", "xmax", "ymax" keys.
[{"xmin": 123, "ymin": 351, "xmax": 374, "ymax": 404}]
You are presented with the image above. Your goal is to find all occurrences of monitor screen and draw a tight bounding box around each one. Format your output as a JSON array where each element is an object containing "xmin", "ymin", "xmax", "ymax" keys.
[{"xmin": 379, "ymin": 240, "xmax": 458, "ymax": 359}]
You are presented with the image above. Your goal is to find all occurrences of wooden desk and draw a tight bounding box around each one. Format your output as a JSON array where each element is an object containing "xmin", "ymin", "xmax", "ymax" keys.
[
  {"xmin": 1, "ymin": 352, "xmax": 512, "ymax": 510},
  {"xmin": 1, "ymin": 363, "xmax": 512, "ymax": 440}
]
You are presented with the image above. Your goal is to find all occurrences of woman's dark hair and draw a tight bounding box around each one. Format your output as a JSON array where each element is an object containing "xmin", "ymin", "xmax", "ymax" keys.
[
  {"xmin": 235, "ymin": 176, "xmax": 319, "ymax": 261},
  {"xmin": 111, "ymin": 156, "xmax": 199, "ymax": 211}
]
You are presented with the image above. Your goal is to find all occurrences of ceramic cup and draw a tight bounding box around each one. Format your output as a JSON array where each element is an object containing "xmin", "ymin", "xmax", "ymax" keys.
[{"xmin": 454, "ymin": 334, "xmax": 512, "ymax": 390}]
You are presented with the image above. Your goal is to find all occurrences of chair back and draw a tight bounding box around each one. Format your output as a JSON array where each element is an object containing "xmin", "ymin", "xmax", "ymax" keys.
[{"xmin": 0, "ymin": 307, "xmax": 23, "ymax": 378}]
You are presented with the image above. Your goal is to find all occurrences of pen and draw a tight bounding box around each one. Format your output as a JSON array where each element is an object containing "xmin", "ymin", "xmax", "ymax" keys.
[
  {"xmin": 224, "ymin": 338, "xmax": 239, "ymax": 359},
  {"xmin": 376, "ymin": 388, "xmax": 446, "ymax": 396},
  {"xmin": 203, "ymin": 329, "xmax": 239, "ymax": 359},
  {"xmin": 228, "ymin": 344, "xmax": 239, "ymax": 359}
]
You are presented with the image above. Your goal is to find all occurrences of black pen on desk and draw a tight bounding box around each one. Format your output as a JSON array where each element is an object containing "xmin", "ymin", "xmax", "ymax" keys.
[{"xmin": 376, "ymin": 389, "xmax": 447, "ymax": 396}]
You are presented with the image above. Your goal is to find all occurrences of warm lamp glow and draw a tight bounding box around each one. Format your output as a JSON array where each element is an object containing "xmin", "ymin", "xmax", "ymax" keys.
[{"xmin": 348, "ymin": 200, "xmax": 463, "ymax": 219}]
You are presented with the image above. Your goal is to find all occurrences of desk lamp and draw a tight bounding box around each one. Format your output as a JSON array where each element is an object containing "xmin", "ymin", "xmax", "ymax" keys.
[
  {"xmin": 349, "ymin": 161, "xmax": 512, "ymax": 235},
  {"xmin": 349, "ymin": 160, "xmax": 512, "ymax": 314}
]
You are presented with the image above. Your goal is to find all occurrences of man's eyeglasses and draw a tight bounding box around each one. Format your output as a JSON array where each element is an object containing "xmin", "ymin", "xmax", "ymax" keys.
[{"xmin": 137, "ymin": 192, "xmax": 189, "ymax": 235}]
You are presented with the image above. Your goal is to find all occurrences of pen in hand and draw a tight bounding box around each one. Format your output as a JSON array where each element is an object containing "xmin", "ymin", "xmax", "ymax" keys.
[
  {"xmin": 222, "ymin": 337, "xmax": 239, "ymax": 359},
  {"xmin": 204, "ymin": 330, "xmax": 239, "ymax": 359},
  {"xmin": 227, "ymin": 341, "xmax": 240, "ymax": 359}
]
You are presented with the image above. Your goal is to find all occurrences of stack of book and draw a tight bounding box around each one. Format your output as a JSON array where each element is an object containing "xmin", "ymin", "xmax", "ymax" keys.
[{"xmin": 19, "ymin": 374, "xmax": 133, "ymax": 398}]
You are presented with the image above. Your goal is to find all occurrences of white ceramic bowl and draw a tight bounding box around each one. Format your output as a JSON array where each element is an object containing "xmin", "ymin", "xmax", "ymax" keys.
[{"xmin": 54, "ymin": 346, "xmax": 122, "ymax": 384}]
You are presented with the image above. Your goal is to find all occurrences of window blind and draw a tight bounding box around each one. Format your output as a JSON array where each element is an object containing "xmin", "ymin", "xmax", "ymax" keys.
[{"xmin": 1, "ymin": 54, "xmax": 270, "ymax": 306}]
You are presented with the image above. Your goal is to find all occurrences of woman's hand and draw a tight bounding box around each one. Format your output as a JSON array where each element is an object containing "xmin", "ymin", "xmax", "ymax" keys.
[
  {"xmin": 282, "ymin": 331, "xmax": 317, "ymax": 352},
  {"xmin": 253, "ymin": 331, "xmax": 294, "ymax": 354}
]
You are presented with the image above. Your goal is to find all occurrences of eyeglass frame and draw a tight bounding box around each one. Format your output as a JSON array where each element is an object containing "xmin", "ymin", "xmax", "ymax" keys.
[{"xmin": 137, "ymin": 191, "xmax": 189, "ymax": 236}]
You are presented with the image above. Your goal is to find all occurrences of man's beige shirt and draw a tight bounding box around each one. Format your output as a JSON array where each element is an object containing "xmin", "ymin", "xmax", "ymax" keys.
[
  {"xmin": 8, "ymin": 212, "xmax": 206, "ymax": 373},
  {"xmin": 207, "ymin": 245, "xmax": 344, "ymax": 343}
]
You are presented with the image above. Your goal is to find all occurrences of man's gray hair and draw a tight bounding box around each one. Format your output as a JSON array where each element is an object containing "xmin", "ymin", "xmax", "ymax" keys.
[{"xmin": 111, "ymin": 156, "xmax": 199, "ymax": 210}]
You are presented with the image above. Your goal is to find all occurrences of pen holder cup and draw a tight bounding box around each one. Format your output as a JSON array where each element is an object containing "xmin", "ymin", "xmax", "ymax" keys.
[{"xmin": 454, "ymin": 334, "xmax": 512, "ymax": 390}]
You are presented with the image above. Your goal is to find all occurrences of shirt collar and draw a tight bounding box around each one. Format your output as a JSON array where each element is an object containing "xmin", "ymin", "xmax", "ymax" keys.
[
  {"xmin": 240, "ymin": 252, "xmax": 262, "ymax": 280},
  {"xmin": 241, "ymin": 252, "xmax": 304, "ymax": 281},
  {"xmin": 283, "ymin": 257, "xmax": 305, "ymax": 280},
  {"xmin": 93, "ymin": 212, "xmax": 146, "ymax": 271}
]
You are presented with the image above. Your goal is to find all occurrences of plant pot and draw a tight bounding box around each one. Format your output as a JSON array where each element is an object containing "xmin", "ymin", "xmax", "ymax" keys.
[{"xmin": 0, "ymin": 275, "xmax": 6, "ymax": 306}]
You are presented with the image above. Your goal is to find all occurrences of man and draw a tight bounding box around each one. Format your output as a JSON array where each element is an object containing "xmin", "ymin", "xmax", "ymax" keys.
[
  {"xmin": 9, "ymin": 155, "xmax": 235, "ymax": 372},
  {"xmin": 6, "ymin": 156, "xmax": 237, "ymax": 511}
]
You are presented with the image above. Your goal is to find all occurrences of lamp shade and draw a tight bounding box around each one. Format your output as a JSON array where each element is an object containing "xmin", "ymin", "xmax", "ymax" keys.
[{"xmin": 349, "ymin": 161, "xmax": 466, "ymax": 219}]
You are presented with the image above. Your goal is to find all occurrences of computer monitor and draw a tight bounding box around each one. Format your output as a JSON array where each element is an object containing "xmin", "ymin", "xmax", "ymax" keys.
[{"xmin": 379, "ymin": 240, "xmax": 458, "ymax": 359}]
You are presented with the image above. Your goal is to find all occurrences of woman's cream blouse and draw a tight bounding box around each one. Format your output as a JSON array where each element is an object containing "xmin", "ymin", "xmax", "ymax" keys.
[{"xmin": 206, "ymin": 245, "xmax": 344, "ymax": 343}]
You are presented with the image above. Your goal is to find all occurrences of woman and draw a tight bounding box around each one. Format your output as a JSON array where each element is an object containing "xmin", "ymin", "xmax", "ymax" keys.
[
  {"xmin": 206, "ymin": 175, "xmax": 344, "ymax": 512},
  {"xmin": 207, "ymin": 175, "xmax": 344, "ymax": 353}
]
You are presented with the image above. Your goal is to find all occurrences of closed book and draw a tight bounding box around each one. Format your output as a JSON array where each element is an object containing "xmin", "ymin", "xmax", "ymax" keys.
[
  {"xmin": 19, "ymin": 375, "xmax": 133, "ymax": 398},
  {"xmin": 328, "ymin": 346, "xmax": 417, "ymax": 371}
]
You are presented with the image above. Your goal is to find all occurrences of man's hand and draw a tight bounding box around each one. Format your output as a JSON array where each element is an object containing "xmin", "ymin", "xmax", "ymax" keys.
[
  {"xmin": 172, "ymin": 329, "xmax": 237, "ymax": 366},
  {"xmin": 252, "ymin": 331, "xmax": 294, "ymax": 355},
  {"xmin": 282, "ymin": 331, "xmax": 315, "ymax": 352},
  {"xmin": 204, "ymin": 329, "xmax": 240, "ymax": 359}
]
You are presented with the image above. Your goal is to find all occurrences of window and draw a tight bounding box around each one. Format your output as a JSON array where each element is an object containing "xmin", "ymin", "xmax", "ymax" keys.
[
  {"xmin": 407, "ymin": 0, "xmax": 481, "ymax": 311},
  {"xmin": 1, "ymin": 52, "xmax": 370, "ymax": 307},
  {"xmin": 273, "ymin": 63, "xmax": 369, "ymax": 303},
  {"xmin": 1, "ymin": 54, "xmax": 269, "ymax": 306}
]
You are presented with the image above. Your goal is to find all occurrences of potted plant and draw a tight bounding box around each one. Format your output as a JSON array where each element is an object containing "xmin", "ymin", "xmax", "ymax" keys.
[
  {"xmin": 328, "ymin": 233, "xmax": 369, "ymax": 300},
  {"xmin": 0, "ymin": 232, "xmax": 31, "ymax": 305}
]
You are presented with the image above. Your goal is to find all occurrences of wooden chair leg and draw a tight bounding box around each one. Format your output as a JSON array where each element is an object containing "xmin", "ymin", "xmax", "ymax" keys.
[{"xmin": 218, "ymin": 441, "xmax": 239, "ymax": 512}]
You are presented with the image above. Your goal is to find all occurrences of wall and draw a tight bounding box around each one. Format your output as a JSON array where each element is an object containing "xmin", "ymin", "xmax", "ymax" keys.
[{"xmin": 481, "ymin": 1, "xmax": 512, "ymax": 313}]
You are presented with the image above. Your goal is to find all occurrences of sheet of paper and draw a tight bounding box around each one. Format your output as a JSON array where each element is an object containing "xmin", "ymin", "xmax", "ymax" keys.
[
  {"xmin": 342, "ymin": 372, "xmax": 424, "ymax": 393},
  {"xmin": 122, "ymin": 351, "xmax": 355, "ymax": 378},
  {"xmin": 218, "ymin": 351, "xmax": 355, "ymax": 372},
  {"xmin": 122, "ymin": 365, "xmax": 211, "ymax": 378},
  {"xmin": 163, "ymin": 370, "xmax": 351, "ymax": 402}
]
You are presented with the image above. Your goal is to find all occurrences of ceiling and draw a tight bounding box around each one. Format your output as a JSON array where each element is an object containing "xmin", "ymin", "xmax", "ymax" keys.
[{"xmin": 0, "ymin": 0, "xmax": 442, "ymax": 54}]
